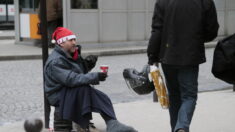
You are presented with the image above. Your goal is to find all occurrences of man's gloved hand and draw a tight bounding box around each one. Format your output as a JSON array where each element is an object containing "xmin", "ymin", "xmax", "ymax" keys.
[
  {"xmin": 98, "ymin": 72, "xmax": 107, "ymax": 81},
  {"xmin": 85, "ymin": 55, "xmax": 98, "ymax": 70},
  {"xmin": 148, "ymin": 59, "xmax": 155, "ymax": 65},
  {"xmin": 148, "ymin": 54, "xmax": 158, "ymax": 65},
  {"xmin": 86, "ymin": 55, "xmax": 98, "ymax": 63}
]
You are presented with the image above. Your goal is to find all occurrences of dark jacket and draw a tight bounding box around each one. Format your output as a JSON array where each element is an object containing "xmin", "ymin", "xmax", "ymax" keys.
[
  {"xmin": 147, "ymin": 0, "xmax": 219, "ymax": 65},
  {"xmin": 44, "ymin": 45, "xmax": 99, "ymax": 106},
  {"xmin": 38, "ymin": 0, "xmax": 62, "ymax": 22},
  {"xmin": 44, "ymin": 46, "xmax": 116, "ymax": 128},
  {"xmin": 212, "ymin": 34, "xmax": 235, "ymax": 84}
]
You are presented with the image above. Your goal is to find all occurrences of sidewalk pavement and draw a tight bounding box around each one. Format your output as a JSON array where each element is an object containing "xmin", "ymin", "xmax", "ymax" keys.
[
  {"xmin": 0, "ymin": 39, "xmax": 148, "ymax": 61},
  {"xmin": 0, "ymin": 90, "xmax": 234, "ymax": 132},
  {"xmin": 0, "ymin": 39, "xmax": 217, "ymax": 61},
  {"xmin": 0, "ymin": 30, "xmax": 223, "ymax": 61},
  {"xmin": 0, "ymin": 30, "xmax": 15, "ymax": 40}
]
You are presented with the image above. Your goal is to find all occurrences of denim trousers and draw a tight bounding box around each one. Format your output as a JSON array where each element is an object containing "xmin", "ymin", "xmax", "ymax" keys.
[{"xmin": 162, "ymin": 64, "xmax": 199, "ymax": 132}]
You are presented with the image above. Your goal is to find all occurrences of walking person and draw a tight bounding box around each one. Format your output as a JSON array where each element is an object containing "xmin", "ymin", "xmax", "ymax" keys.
[
  {"xmin": 147, "ymin": 0, "xmax": 219, "ymax": 132},
  {"xmin": 38, "ymin": 0, "xmax": 63, "ymax": 48}
]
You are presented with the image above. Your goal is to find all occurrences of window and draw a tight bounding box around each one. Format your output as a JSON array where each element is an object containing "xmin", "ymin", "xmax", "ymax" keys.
[
  {"xmin": 0, "ymin": 0, "xmax": 14, "ymax": 22},
  {"xmin": 0, "ymin": 0, "xmax": 13, "ymax": 4},
  {"xmin": 71, "ymin": 0, "xmax": 98, "ymax": 9},
  {"xmin": 19, "ymin": 0, "xmax": 40, "ymax": 12}
]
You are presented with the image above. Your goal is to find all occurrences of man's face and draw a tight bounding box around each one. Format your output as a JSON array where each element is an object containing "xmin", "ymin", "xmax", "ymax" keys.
[{"xmin": 59, "ymin": 39, "xmax": 77, "ymax": 54}]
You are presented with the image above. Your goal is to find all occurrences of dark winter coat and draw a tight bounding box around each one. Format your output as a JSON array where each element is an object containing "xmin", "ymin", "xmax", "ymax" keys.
[
  {"xmin": 38, "ymin": 0, "xmax": 62, "ymax": 22},
  {"xmin": 44, "ymin": 45, "xmax": 116, "ymax": 128},
  {"xmin": 212, "ymin": 34, "xmax": 235, "ymax": 84},
  {"xmin": 44, "ymin": 45, "xmax": 99, "ymax": 106},
  {"xmin": 147, "ymin": 0, "xmax": 219, "ymax": 65}
]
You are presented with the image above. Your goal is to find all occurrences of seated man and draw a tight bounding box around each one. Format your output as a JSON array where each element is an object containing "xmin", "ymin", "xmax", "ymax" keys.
[{"xmin": 44, "ymin": 27, "xmax": 137, "ymax": 132}]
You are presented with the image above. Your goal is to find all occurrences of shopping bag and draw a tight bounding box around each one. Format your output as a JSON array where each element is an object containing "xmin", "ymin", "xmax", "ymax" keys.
[{"xmin": 149, "ymin": 65, "xmax": 169, "ymax": 109}]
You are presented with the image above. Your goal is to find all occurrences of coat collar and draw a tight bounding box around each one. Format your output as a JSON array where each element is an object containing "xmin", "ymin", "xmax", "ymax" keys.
[{"xmin": 54, "ymin": 45, "xmax": 73, "ymax": 59}]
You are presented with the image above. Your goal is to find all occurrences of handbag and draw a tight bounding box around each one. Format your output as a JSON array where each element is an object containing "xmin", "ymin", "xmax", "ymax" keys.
[{"xmin": 212, "ymin": 33, "xmax": 235, "ymax": 84}]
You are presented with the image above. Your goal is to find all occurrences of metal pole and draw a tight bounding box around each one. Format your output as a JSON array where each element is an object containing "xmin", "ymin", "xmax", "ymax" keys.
[
  {"xmin": 40, "ymin": 0, "xmax": 50, "ymax": 129},
  {"xmin": 6, "ymin": 0, "xmax": 9, "ymax": 22}
]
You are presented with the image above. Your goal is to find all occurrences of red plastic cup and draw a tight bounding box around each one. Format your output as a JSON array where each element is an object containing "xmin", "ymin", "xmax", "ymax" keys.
[{"xmin": 100, "ymin": 65, "xmax": 109, "ymax": 74}]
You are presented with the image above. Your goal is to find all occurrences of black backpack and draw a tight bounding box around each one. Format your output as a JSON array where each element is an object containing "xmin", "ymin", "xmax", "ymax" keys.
[{"xmin": 212, "ymin": 34, "xmax": 235, "ymax": 84}]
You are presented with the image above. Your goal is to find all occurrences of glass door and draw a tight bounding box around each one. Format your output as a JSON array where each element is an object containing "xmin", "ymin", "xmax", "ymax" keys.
[
  {"xmin": 0, "ymin": 0, "xmax": 8, "ymax": 22},
  {"xmin": 0, "ymin": 0, "xmax": 14, "ymax": 29}
]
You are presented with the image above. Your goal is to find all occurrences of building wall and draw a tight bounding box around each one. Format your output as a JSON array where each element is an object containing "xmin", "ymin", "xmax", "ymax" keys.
[
  {"xmin": 68, "ymin": 0, "xmax": 235, "ymax": 43},
  {"xmin": 225, "ymin": 0, "xmax": 235, "ymax": 35},
  {"xmin": 214, "ymin": 0, "xmax": 235, "ymax": 36},
  {"xmin": 15, "ymin": 0, "xmax": 235, "ymax": 43},
  {"xmin": 68, "ymin": 0, "xmax": 156, "ymax": 43}
]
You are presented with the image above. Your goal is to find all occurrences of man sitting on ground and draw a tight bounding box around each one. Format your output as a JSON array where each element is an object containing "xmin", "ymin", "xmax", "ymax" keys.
[{"xmin": 44, "ymin": 27, "xmax": 138, "ymax": 132}]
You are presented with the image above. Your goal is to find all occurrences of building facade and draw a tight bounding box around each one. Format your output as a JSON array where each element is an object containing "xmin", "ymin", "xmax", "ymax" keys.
[
  {"xmin": 14, "ymin": 0, "xmax": 235, "ymax": 44},
  {"xmin": 0, "ymin": 0, "xmax": 14, "ymax": 29}
]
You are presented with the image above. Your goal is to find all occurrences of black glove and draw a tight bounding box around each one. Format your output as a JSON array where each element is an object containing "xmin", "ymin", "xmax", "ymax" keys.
[
  {"xmin": 98, "ymin": 72, "xmax": 107, "ymax": 81},
  {"xmin": 148, "ymin": 54, "xmax": 158, "ymax": 65},
  {"xmin": 85, "ymin": 55, "xmax": 98, "ymax": 70},
  {"xmin": 86, "ymin": 55, "xmax": 98, "ymax": 64}
]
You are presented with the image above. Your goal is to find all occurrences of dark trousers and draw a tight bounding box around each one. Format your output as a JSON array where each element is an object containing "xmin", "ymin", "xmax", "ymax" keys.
[
  {"xmin": 59, "ymin": 86, "xmax": 117, "ymax": 128},
  {"xmin": 162, "ymin": 64, "xmax": 199, "ymax": 132},
  {"xmin": 54, "ymin": 107, "xmax": 72, "ymax": 132}
]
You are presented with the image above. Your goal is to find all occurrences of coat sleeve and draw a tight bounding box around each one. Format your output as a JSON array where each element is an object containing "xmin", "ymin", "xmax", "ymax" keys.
[
  {"xmin": 48, "ymin": 59, "xmax": 100, "ymax": 87},
  {"xmin": 147, "ymin": 0, "xmax": 165, "ymax": 64},
  {"xmin": 203, "ymin": 0, "xmax": 219, "ymax": 42}
]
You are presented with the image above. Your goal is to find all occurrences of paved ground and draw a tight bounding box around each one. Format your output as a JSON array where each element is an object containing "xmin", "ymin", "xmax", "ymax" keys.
[
  {"xmin": 0, "ymin": 60, "xmax": 44, "ymax": 125},
  {"xmin": 0, "ymin": 30, "xmax": 14, "ymax": 40},
  {"xmin": 91, "ymin": 90, "xmax": 235, "ymax": 132},
  {"xmin": 0, "ymin": 39, "xmax": 217, "ymax": 61},
  {"xmin": 0, "ymin": 48, "xmax": 232, "ymax": 126},
  {"xmin": 0, "ymin": 90, "xmax": 234, "ymax": 132},
  {"xmin": 0, "ymin": 39, "xmax": 148, "ymax": 61}
]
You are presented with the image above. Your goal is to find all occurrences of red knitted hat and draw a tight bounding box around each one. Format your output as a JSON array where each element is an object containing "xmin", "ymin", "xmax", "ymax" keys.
[{"xmin": 51, "ymin": 27, "xmax": 76, "ymax": 44}]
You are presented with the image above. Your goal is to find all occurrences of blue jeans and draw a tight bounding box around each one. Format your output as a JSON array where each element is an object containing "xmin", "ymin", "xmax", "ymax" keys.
[{"xmin": 162, "ymin": 64, "xmax": 199, "ymax": 132}]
